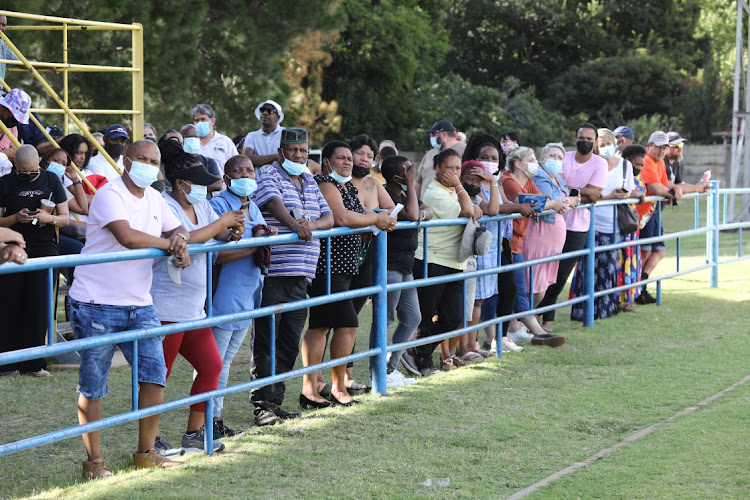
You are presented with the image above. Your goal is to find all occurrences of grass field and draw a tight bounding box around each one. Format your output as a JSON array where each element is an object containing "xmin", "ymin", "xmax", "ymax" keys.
[{"xmin": 1, "ymin": 201, "xmax": 749, "ymax": 499}]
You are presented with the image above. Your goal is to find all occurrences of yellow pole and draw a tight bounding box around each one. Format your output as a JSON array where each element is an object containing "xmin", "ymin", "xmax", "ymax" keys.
[
  {"xmin": 0, "ymin": 119, "xmax": 20, "ymax": 147},
  {"xmin": 62, "ymin": 22, "xmax": 69, "ymax": 135},
  {"xmin": 0, "ymin": 31, "xmax": 122, "ymax": 176},
  {"xmin": 131, "ymin": 23, "xmax": 144, "ymax": 141}
]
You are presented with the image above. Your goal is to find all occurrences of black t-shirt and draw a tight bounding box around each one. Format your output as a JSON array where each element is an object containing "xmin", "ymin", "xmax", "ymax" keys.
[
  {"xmin": 385, "ymin": 185, "xmax": 419, "ymax": 274},
  {"xmin": 0, "ymin": 168, "xmax": 67, "ymax": 257},
  {"xmin": 665, "ymin": 158, "xmax": 684, "ymax": 185}
]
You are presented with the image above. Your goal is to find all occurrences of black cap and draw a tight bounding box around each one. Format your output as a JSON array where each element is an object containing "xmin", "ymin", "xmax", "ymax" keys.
[
  {"xmin": 427, "ymin": 119, "xmax": 456, "ymax": 134},
  {"xmin": 280, "ymin": 127, "xmax": 308, "ymax": 145},
  {"xmin": 159, "ymin": 139, "xmax": 220, "ymax": 186}
]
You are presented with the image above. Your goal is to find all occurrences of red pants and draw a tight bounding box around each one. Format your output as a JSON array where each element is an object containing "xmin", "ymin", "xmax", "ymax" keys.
[{"xmin": 161, "ymin": 322, "xmax": 222, "ymax": 413}]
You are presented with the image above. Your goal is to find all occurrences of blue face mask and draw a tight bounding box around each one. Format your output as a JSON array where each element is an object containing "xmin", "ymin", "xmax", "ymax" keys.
[
  {"xmin": 126, "ymin": 158, "xmax": 159, "ymax": 188},
  {"xmin": 182, "ymin": 182, "xmax": 207, "ymax": 205},
  {"xmin": 330, "ymin": 170, "xmax": 352, "ymax": 184},
  {"xmin": 544, "ymin": 158, "xmax": 563, "ymax": 176},
  {"xmin": 400, "ymin": 183, "xmax": 408, "ymax": 192},
  {"xmin": 228, "ymin": 177, "xmax": 257, "ymax": 197},
  {"xmin": 183, "ymin": 136, "xmax": 201, "ymax": 154},
  {"xmin": 599, "ymin": 145, "xmax": 616, "ymax": 159},
  {"xmin": 429, "ymin": 135, "xmax": 439, "ymax": 149},
  {"xmin": 195, "ymin": 121, "xmax": 211, "ymax": 138},
  {"xmin": 47, "ymin": 162, "xmax": 66, "ymax": 179},
  {"xmin": 281, "ymin": 155, "xmax": 307, "ymax": 176}
]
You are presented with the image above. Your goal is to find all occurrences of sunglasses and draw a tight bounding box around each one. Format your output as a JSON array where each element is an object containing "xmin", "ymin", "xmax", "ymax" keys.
[
  {"xmin": 259, "ymin": 107, "xmax": 277, "ymax": 114},
  {"xmin": 671, "ymin": 143, "xmax": 683, "ymax": 149}
]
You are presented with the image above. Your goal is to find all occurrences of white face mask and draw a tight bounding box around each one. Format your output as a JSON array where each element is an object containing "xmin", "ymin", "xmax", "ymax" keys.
[
  {"xmin": 479, "ymin": 161, "xmax": 499, "ymax": 174},
  {"xmin": 523, "ymin": 160, "xmax": 539, "ymax": 178}
]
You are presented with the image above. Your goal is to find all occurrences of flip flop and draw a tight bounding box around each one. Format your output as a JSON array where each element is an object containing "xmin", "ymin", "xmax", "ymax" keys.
[
  {"xmin": 346, "ymin": 381, "xmax": 371, "ymax": 396},
  {"xmin": 318, "ymin": 384, "xmax": 332, "ymax": 400}
]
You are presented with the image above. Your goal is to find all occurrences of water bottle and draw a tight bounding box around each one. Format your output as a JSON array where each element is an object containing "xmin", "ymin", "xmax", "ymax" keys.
[{"xmin": 701, "ymin": 169, "xmax": 712, "ymax": 183}]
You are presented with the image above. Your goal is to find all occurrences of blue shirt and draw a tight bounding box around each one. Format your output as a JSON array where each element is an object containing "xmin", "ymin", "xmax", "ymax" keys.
[
  {"xmin": 209, "ymin": 190, "xmax": 266, "ymax": 331},
  {"xmin": 532, "ymin": 167, "xmax": 569, "ymax": 224}
]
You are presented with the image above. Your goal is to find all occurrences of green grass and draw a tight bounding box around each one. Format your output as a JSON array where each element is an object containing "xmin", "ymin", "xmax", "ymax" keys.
[{"xmin": 1, "ymin": 204, "xmax": 749, "ymax": 499}]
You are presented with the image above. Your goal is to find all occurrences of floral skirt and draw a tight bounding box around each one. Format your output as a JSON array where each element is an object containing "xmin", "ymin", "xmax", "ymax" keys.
[
  {"xmin": 617, "ymin": 230, "xmax": 641, "ymax": 303},
  {"xmin": 570, "ymin": 232, "xmax": 618, "ymax": 322}
]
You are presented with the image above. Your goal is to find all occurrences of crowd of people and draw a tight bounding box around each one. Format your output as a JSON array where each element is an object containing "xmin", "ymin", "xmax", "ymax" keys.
[{"xmin": 0, "ymin": 82, "xmax": 711, "ymax": 479}]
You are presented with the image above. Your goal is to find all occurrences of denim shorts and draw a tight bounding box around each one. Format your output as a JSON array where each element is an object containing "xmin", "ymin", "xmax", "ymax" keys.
[
  {"xmin": 69, "ymin": 298, "xmax": 167, "ymax": 400},
  {"xmin": 640, "ymin": 209, "xmax": 666, "ymax": 252}
]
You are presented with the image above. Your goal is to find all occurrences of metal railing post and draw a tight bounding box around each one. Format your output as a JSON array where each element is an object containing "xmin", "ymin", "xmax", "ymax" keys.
[
  {"xmin": 131, "ymin": 23, "xmax": 144, "ymax": 140},
  {"xmin": 131, "ymin": 341, "xmax": 139, "ymax": 412},
  {"xmin": 372, "ymin": 228, "xmax": 388, "ymax": 395},
  {"xmin": 709, "ymin": 181, "xmax": 721, "ymax": 287},
  {"xmin": 47, "ymin": 268, "xmax": 55, "ymax": 346},
  {"xmin": 656, "ymin": 201, "xmax": 662, "ymax": 305},
  {"xmin": 204, "ymin": 398, "xmax": 214, "ymax": 455},
  {"xmin": 62, "ymin": 22, "xmax": 69, "ymax": 135},
  {"xmin": 584, "ymin": 204, "xmax": 596, "ymax": 327}
]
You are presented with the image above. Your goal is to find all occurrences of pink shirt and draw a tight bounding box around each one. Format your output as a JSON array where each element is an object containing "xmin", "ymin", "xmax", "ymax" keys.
[
  {"xmin": 70, "ymin": 176, "xmax": 181, "ymax": 306},
  {"xmin": 561, "ymin": 151, "xmax": 608, "ymax": 232},
  {"xmin": 0, "ymin": 126, "xmax": 18, "ymax": 149}
]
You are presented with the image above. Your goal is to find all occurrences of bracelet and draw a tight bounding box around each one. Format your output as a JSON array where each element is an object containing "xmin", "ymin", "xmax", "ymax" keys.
[
  {"xmin": 455, "ymin": 187, "xmax": 466, "ymax": 195},
  {"xmin": 72, "ymin": 181, "xmax": 82, "ymax": 186},
  {"xmin": 51, "ymin": 216, "xmax": 57, "ymax": 226},
  {"xmin": 226, "ymin": 232, "xmax": 234, "ymax": 242},
  {"xmin": 177, "ymin": 232, "xmax": 188, "ymax": 243}
]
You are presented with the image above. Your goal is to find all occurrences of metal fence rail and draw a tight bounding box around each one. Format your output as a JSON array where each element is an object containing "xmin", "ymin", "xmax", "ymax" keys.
[{"xmin": 1, "ymin": 181, "xmax": 749, "ymax": 457}]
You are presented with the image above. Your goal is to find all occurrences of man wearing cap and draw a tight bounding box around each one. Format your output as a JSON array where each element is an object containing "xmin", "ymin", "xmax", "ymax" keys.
[
  {"xmin": 179, "ymin": 123, "xmax": 223, "ymax": 192},
  {"xmin": 614, "ymin": 126, "xmax": 634, "ymax": 153},
  {"xmin": 191, "ymin": 103, "xmax": 238, "ymax": 170},
  {"xmin": 242, "ymin": 99, "xmax": 285, "ymax": 167},
  {"xmin": 87, "ymin": 124, "xmax": 129, "ymax": 181},
  {"xmin": 415, "ymin": 119, "xmax": 466, "ymax": 198},
  {"xmin": 250, "ymin": 127, "xmax": 334, "ymax": 426},
  {"xmin": 0, "ymin": 88, "xmax": 31, "ymax": 161},
  {"xmin": 665, "ymin": 132, "xmax": 711, "ymax": 195},
  {"xmin": 635, "ymin": 131, "xmax": 680, "ymax": 304},
  {"xmin": 69, "ymin": 140, "xmax": 191, "ymax": 477}
]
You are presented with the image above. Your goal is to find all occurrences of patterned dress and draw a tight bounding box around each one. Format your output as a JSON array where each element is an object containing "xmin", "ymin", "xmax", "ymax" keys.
[{"xmin": 617, "ymin": 173, "xmax": 645, "ymax": 304}]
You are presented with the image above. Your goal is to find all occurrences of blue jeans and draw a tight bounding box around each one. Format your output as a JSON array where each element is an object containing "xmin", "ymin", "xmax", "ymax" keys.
[
  {"xmin": 69, "ymin": 298, "xmax": 166, "ymax": 400},
  {"xmin": 512, "ymin": 253, "xmax": 531, "ymax": 313},
  {"xmin": 212, "ymin": 325, "xmax": 250, "ymax": 418},
  {"xmin": 369, "ymin": 270, "xmax": 421, "ymax": 373}
]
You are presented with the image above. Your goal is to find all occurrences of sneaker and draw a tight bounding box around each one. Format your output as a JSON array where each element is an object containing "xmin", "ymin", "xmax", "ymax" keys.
[
  {"xmin": 507, "ymin": 328, "xmax": 534, "ymax": 343},
  {"xmin": 181, "ymin": 427, "xmax": 225, "ymax": 454},
  {"xmin": 635, "ymin": 290, "xmax": 657, "ymax": 305},
  {"xmin": 213, "ymin": 419, "xmax": 244, "ymax": 438},
  {"xmin": 253, "ymin": 408, "xmax": 282, "ymax": 427},
  {"xmin": 490, "ymin": 339, "xmax": 497, "ymax": 354},
  {"xmin": 501, "ymin": 337, "xmax": 524, "ymax": 352},
  {"xmin": 386, "ymin": 371, "xmax": 406, "ymax": 389},
  {"xmin": 419, "ymin": 364, "xmax": 440, "ymax": 376},
  {"xmin": 133, "ymin": 449, "xmax": 186, "ymax": 469},
  {"xmin": 154, "ymin": 435, "xmax": 184, "ymax": 457},
  {"xmin": 27, "ymin": 369, "xmax": 51, "ymax": 377},
  {"xmin": 531, "ymin": 334, "xmax": 567, "ymax": 348},
  {"xmin": 273, "ymin": 407, "xmax": 302, "ymax": 420},
  {"xmin": 82, "ymin": 457, "xmax": 113, "ymax": 479},
  {"xmin": 387, "ymin": 370, "xmax": 416, "ymax": 387},
  {"xmin": 400, "ymin": 350, "xmax": 421, "ymax": 376}
]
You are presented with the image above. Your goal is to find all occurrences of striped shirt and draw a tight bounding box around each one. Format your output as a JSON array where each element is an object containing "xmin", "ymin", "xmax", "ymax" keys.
[
  {"xmin": 253, "ymin": 162, "xmax": 331, "ymax": 281},
  {"xmin": 0, "ymin": 41, "xmax": 20, "ymax": 81}
]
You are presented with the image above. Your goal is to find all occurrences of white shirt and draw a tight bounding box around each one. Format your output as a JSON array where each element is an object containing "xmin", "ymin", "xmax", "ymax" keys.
[
  {"xmin": 200, "ymin": 131, "xmax": 238, "ymax": 169},
  {"xmin": 70, "ymin": 176, "xmax": 181, "ymax": 306},
  {"xmin": 243, "ymin": 125, "xmax": 284, "ymax": 156},
  {"xmin": 594, "ymin": 158, "xmax": 636, "ymax": 234},
  {"xmin": 86, "ymin": 153, "xmax": 124, "ymax": 181}
]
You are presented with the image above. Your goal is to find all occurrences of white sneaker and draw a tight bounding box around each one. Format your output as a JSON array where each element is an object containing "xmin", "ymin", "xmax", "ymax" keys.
[
  {"xmin": 386, "ymin": 371, "xmax": 406, "ymax": 389},
  {"xmin": 490, "ymin": 339, "xmax": 497, "ymax": 354},
  {"xmin": 507, "ymin": 328, "xmax": 534, "ymax": 343},
  {"xmin": 391, "ymin": 369, "xmax": 416, "ymax": 386},
  {"xmin": 501, "ymin": 337, "xmax": 525, "ymax": 352}
]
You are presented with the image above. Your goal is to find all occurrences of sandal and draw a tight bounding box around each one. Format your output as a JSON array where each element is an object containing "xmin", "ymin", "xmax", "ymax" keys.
[
  {"xmin": 461, "ymin": 351, "xmax": 483, "ymax": 362},
  {"xmin": 451, "ymin": 355, "xmax": 467, "ymax": 367},
  {"xmin": 441, "ymin": 358, "xmax": 457, "ymax": 371},
  {"xmin": 346, "ymin": 381, "xmax": 371, "ymax": 396}
]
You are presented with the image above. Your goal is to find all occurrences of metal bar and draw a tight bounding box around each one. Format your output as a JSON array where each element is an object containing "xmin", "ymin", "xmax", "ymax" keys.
[
  {"xmin": 422, "ymin": 227, "xmax": 428, "ymax": 278},
  {"xmin": 0, "ymin": 114, "xmax": 20, "ymax": 147},
  {"xmin": 372, "ymin": 229, "xmax": 388, "ymax": 395},
  {"xmin": 584, "ymin": 204, "xmax": 596, "ymax": 327},
  {"xmin": 206, "ymin": 252, "xmax": 213, "ymax": 317},
  {"xmin": 1, "ymin": 60, "xmax": 141, "ymax": 72},
  {"xmin": 131, "ymin": 23, "xmax": 144, "ymax": 140},
  {"xmin": 0, "ymin": 10, "xmax": 141, "ymax": 29},
  {"xmin": 676, "ymin": 238, "xmax": 681, "ymax": 272},
  {"xmin": 63, "ymin": 22, "xmax": 68, "ymax": 135},
  {"xmin": 592, "ymin": 263, "xmax": 713, "ymax": 298},
  {"xmin": 710, "ymin": 180, "xmax": 721, "ymax": 287},
  {"xmin": 131, "ymin": 340, "xmax": 139, "ymax": 412},
  {"xmin": 656, "ymin": 201, "xmax": 662, "ymax": 306},
  {"xmin": 739, "ymin": 228, "xmax": 743, "ymax": 257},
  {"xmin": 718, "ymin": 254, "xmax": 750, "ymax": 265},
  {"xmin": 204, "ymin": 398, "xmax": 214, "ymax": 456},
  {"xmin": 46, "ymin": 268, "xmax": 55, "ymax": 346},
  {"xmin": 326, "ymin": 236, "xmax": 331, "ymax": 295},
  {"xmin": 6, "ymin": 25, "xmax": 139, "ymax": 31},
  {"xmin": 29, "ymin": 108, "xmax": 142, "ymax": 114},
  {"xmin": 461, "ymin": 278, "xmax": 467, "ymax": 329},
  {"xmin": 270, "ymin": 314, "xmax": 276, "ymax": 376},
  {"xmin": 723, "ymin": 192, "xmax": 729, "ymax": 225},
  {"xmin": 694, "ymin": 195, "xmax": 700, "ymax": 229}
]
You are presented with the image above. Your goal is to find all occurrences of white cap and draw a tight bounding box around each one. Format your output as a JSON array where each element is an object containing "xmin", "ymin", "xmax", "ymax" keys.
[
  {"xmin": 648, "ymin": 131, "xmax": 670, "ymax": 146},
  {"xmin": 254, "ymin": 100, "xmax": 284, "ymax": 124}
]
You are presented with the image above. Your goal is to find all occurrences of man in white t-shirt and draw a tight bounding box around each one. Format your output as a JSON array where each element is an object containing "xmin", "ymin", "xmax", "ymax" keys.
[
  {"xmin": 68, "ymin": 140, "xmax": 192, "ymax": 478},
  {"xmin": 242, "ymin": 99, "xmax": 285, "ymax": 167},
  {"xmin": 86, "ymin": 124, "xmax": 127, "ymax": 181},
  {"xmin": 191, "ymin": 103, "xmax": 238, "ymax": 169},
  {"xmin": 414, "ymin": 119, "xmax": 466, "ymax": 198}
]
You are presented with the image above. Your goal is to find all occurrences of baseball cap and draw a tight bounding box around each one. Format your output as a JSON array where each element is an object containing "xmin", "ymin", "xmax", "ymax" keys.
[
  {"xmin": 648, "ymin": 131, "xmax": 670, "ymax": 147},
  {"xmin": 613, "ymin": 126, "xmax": 634, "ymax": 140},
  {"xmin": 427, "ymin": 119, "xmax": 456, "ymax": 134},
  {"xmin": 46, "ymin": 125, "xmax": 64, "ymax": 139},
  {"xmin": 280, "ymin": 127, "xmax": 308, "ymax": 145},
  {"xmin": 254, "ymin": 99, "xmax": 284, "ymax": 124},
  {"xmin": 0, "ymin": 88, "xmax": 31, "ymax": 125},
  {"xmin": 667, "ymin": 131, "xmax": 687, "ymax": 145},
  {"xmin": 105, "ymin": 124, "xmax": 129, "ymax": 139}
]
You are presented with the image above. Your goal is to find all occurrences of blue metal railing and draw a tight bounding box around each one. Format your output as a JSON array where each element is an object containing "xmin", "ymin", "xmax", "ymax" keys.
[{"xmin": 1, "ymin": 180, "xmax": 749, "ymax": 457}]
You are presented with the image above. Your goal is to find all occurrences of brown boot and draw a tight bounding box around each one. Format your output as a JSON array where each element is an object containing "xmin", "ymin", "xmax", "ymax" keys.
[
  {"xmin": 133, "ymin": 449, "xmax": 186, "ymax": 469},
  {"xmin": 82, "ymin": 457, "xmax": 113, "ymax": 479}
]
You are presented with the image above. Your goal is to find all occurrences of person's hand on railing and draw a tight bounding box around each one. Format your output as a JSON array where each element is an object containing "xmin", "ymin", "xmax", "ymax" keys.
[
  {"xmin": 471, "ymin": 205, "xmax": 483, "ymax": 223},
  {"xmin": 167, "ymin": 232, "xmax": 191, "ymax": 268},
  {"xmin": 0, "ymin": 243, "xmax": 27, "ymax": 265},
  {"xmin": 697, "ymin": 181, "xmax": 712, "ymax": 193},
  {"xmin": 566, "ymin": 195, "xmax": 580, "ymax": 210},
  {"xmin": 292, "ymin": 219, "xmax": 314, "ymax": 242},
  {"xmin": 673, "ymin": 185, "xmax": 684, "ymax": 201},
  {"xmin": 374, "ymin": 211, "xmax": 396, "ymax": 231},
  {"xmin": 0, "ymin": 227, "xmax": 26, "ymax": 247},
  {"xmin": 631, "ymin": 190, "xmax": 646, "ymax": 204},
  {"xmin": 553, "ymin": 197, "xmax": 569, "ymax": 214},
  {"xmin": 612, "ymin": 188, "xmax": 631, "ymax": 200},
  {"xmin": 516, "ymin": 203, "xmax": 536, "ymax": 218}
]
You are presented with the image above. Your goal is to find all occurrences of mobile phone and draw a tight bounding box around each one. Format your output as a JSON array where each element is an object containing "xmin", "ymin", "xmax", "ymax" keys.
[
  {"xmin": 240, "ymin": 201, "xmax": 250, "ymax": 210},
  {"xmin": 26, "ymin": 210, "xmax": 38, "ymax": 216},
  {"xmin": 569, "ymin": 188, "xmax": 580, "ymax": 197},
  {"xmin": 291, "ymin": 207, "xmax": 303, "ymax": 220}
]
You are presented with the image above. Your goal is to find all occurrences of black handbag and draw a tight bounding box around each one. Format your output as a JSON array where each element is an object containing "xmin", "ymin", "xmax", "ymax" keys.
[{"xmin": 617, "ymin": 159, "xmax": 639, "ymax": 235}]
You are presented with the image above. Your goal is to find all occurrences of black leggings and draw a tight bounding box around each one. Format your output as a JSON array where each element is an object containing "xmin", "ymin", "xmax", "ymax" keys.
[
  {"xmin": 536, "ymin": 230, "xmax": 588, "ymax": 322},
  {"xmin": 495, "ymin": 239, "xmax": 516, "ymax": 337}
]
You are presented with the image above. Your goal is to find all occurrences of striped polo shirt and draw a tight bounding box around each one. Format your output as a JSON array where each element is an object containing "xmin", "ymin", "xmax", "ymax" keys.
[{"xmin": 253, "ymin": 162, "xmax": 331, "ymax": 281}]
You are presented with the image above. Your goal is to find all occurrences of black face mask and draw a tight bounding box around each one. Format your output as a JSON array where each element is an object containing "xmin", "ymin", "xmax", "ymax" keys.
[
  {"xmin": 104, "ymin": 142, "xmax": 124, "ymax": 159},
  {"xmin": 17, "ymin": 170, "xmax": 39, "ymax": 183},
  {"xmin": 576, "ymin": 141, "xmax": 594, "ymax": 155},
  {"xmin": 2, "ymin": 115, "xmax": 19, "ymax": 129},
  {"xmin": 352, "ymin": 165, "xmax": 371, "ymax": 178},
  {"xmin": 463, "ymin": 183, "xmax": 481, "ymax": 197},
  {"xmin": 146, "ymin": 137, "xmax": 156, "ymax": 143}
]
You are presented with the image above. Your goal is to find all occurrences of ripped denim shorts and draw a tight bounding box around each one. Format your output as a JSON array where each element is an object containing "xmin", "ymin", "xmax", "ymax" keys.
[{"xmin": 69, "ymin": 298, "xmax": 167, "ymax": 400}]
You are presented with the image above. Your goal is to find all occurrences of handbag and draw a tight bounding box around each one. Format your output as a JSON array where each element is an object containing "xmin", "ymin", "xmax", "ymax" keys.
[{"xmin": 616, "ymin": 159, "xmax": 639, "ymax": 235}]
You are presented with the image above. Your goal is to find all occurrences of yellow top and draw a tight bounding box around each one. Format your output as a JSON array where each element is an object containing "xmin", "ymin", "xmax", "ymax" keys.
[{"xmin": 415, "ymin": 180, "xmax": 466, "ymax": 271}]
